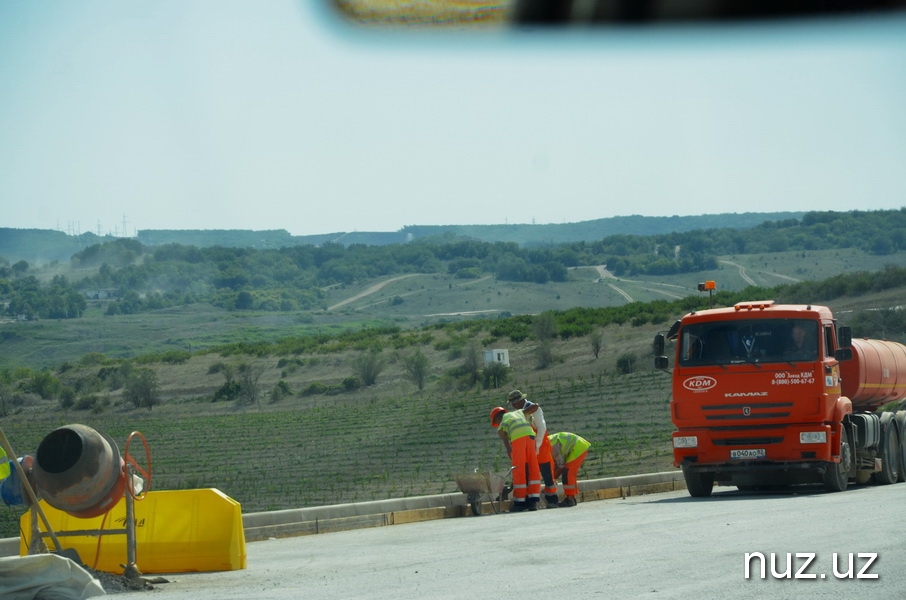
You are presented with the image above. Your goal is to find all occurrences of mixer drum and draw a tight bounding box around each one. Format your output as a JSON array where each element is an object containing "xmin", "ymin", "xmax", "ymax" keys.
[{"xmin": 31, "ymin": 424, "xmax": 127, "ymax": 519}]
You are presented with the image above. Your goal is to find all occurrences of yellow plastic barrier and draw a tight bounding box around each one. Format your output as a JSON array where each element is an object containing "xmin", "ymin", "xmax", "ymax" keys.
[{"xmin": 20, "ymin": 488, "xmax": 246, "ymax": 574}]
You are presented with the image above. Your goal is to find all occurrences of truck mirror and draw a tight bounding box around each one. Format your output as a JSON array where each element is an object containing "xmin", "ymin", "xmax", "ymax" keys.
[
  {"xmin": 655, "ymin": 356, "xmax": 669, "ymax": 370},
  {"xmin": 666, "ymin": 320, "xmax": 681, "ymax": 340},
  {"xmin": 654, "ymin": 333, "xmax": 665, "ymax": 356},
  {"xmin": 838, "ymin": 326, "xmax": 852, "ymax": 349},
  {"xmin": 835, "ymin": 348, "xmax": 853, "ymax": 362}
]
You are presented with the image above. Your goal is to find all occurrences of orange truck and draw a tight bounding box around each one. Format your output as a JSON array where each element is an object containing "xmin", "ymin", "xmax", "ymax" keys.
[{"xmin": 654, "ymin": 299, "xmax": 906, "ymax": 496}]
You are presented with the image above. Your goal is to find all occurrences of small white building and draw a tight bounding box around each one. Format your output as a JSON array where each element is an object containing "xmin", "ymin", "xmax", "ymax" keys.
[{"xmin": 483, "ymin": 349, "xmax": 510, "ymax": 367}]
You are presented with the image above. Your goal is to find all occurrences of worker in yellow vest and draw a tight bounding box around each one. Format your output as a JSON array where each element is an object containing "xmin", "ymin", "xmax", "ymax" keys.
[
  {"xmin": 507, "ymin": 389, "xmax": 558, "ymax": 508},
  {"xmin": 490, "ymin": 405, "xmax": 542, "ymax": 512},
  {"xmin": 548, "ymin": 432, "xmax": 591, "ymax": 507}
]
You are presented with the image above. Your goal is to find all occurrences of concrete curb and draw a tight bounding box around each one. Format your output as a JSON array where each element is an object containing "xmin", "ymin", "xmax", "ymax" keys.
[
  {"xmin": 242, "ymin": 470, "xmax": 686, "ymax": 541},
  {"xmin": 0, "ymin": 471, "xmax": 686, "ymax": 555}
]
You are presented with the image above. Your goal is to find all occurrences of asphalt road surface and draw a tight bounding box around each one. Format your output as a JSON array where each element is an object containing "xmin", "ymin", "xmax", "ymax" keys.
[{"xmin": 119, "ymin": 484, "xmax": 905, "ymax": 599}]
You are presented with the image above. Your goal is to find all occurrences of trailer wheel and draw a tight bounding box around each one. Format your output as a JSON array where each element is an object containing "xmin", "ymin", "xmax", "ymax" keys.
[
  {"xmin": 822, "ymin": 431, "xmax": 851, "ymax": 493},
  {"xmin": 875, "ymin": 420, "xmax": 900, "ymax": 485},
  {"xmin": 682, "ymin": 466, "xmax": 714, "ymax": 498}
]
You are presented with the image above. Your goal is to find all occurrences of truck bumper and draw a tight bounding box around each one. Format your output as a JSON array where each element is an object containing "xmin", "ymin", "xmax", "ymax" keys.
[
  {"xmin": 680, "ymin": 458, "xmax": 827, "ymax": 486},
  {"xmin": 673, "ymin": 424, "xmax": 837, "ymax": 485}
]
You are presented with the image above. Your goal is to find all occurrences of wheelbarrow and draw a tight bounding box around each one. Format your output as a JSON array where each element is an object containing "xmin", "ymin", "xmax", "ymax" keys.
[{"xmin": 454, "ymin": 467, "xmax": 515, "ymax": 515}]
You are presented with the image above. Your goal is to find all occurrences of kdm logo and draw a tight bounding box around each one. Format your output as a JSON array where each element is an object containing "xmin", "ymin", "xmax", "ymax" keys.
[{"xmin": 683, "ymin": 376, "xmax": 716, "ymax": 391}]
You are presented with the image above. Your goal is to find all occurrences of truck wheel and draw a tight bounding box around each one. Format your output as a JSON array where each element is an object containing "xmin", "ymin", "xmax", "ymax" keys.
[
  {"xmin": 875, "ymin": 421, "xmax": 900, "ymax": 485},
  {"xmin": 682, "ymin": 466, "xmax": 714, "ymax": 498},
  {"xmin": 895, "ymin": 411, "xmax": 906, "ymax": 483},
  {"xmin": 822, "ymin": 432, "xmax": 851, "ymax": 493}
]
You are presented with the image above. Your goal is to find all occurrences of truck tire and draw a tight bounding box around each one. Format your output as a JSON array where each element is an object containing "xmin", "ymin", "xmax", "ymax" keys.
[
  {"xmin": 822, "ymin": 431, "xmax": 851, "ymax": 493},
  {"xmin": 895, "ymin": 411, "xmax": 906, "ymax": 483},
  {"xmin": 682, "ymin": 466, "xmax": 714, "ymax": 498},
  {"xmin": 875, "ymin": 420, "xmax": 900, "ymax": 485}
]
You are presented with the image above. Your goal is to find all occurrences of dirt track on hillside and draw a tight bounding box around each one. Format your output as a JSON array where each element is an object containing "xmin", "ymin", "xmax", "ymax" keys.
[{"xmin": 327, "ymin": 274, "xmax": 418, "ymax": 310}]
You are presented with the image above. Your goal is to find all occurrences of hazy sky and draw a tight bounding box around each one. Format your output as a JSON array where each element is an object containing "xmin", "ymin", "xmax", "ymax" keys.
[{"xmin": 1, "ymin": 2, "xmax": 905, "ymax": 237}]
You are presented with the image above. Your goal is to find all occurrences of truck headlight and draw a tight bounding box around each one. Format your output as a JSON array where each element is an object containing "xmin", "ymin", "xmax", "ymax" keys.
[
  {"xmin": 799, "ymin": 431, "xmax": 827, "ymax": 444},
  {"xmin": 674, "ymin": 436, "xmax": 698, "ymax": 448}
]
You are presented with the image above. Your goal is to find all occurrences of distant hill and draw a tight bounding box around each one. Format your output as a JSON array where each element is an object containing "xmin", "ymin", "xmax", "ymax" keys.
[
  {"xmin": 137, "ymin": 212, "xmax": 804, "ymax": 249},
  {"xmin": 397, "ymin": 213, "xmax": 804, "ymax": 247},
  {"xmin": 0, "ymin": 228, "xmax": 108, "ymax": 264},
  {"xmin": 1, "ymin": 212, "xmax": 803, "ymax": 264}
]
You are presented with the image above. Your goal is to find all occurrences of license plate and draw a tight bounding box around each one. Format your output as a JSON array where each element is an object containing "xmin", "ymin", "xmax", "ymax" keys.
[{"xmin": 731, "ymin": 449, "xmax": 766, "ymax": 459}]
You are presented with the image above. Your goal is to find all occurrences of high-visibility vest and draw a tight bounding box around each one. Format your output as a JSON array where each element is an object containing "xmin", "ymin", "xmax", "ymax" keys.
[
  {"xmin": 548, "ymin": 432, "xmax": 590, "ymax": 463},
  {"xmin": 500, "ymin": 412, "xmax": 535, "ymax": 442}
]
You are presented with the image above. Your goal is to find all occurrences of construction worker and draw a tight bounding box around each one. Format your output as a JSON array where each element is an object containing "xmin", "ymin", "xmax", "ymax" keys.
[
  {"xmin": 490, "ymin": 405, "xmax": 542, "ymax": 512},
  {"xmin": 548, "ymin": 431, "xmax": 591, "ymax": 507},
  {"xmin": 507, "ymin": 389, "xmax": 558, "ymax": 508}
]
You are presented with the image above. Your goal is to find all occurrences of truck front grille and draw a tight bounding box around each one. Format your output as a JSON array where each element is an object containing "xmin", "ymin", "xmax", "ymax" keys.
[
  {"xmin": 713, "ymin": 437, "xmax": 784, "ymax": 446},
  {"xmin": 701, "ymin": 401, "xmax": 792, "ymax": 421}
]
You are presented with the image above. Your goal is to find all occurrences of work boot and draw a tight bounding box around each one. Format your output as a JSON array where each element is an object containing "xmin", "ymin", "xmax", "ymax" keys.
[
  {"xmin": 507, "ymin": 501, "xmax": 527, "ymax": 513},
  {"xmin": 527, "ymin": 498, "xmax": 539, "ymax": 511},
  {"xmin": 545, "ymin": 494, "xmax": 559, "ymax": 508},
  {"xmin": 561, "ymin": 496, "xmax": 577, "ymax": 508}
]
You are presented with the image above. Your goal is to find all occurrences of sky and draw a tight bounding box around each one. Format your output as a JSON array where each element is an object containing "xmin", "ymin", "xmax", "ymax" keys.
[{"xmin": 1, "ymin": 2, "xmax": 905, "ymax": 238}]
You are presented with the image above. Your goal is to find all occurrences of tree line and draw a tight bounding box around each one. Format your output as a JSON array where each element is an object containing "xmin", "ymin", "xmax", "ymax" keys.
[{"xmin": 3, "ymin": 209, "xmax": 906, "ymax": 318}]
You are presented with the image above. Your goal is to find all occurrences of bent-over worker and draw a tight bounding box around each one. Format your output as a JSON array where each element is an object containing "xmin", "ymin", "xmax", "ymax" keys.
[
  {"xmin": 548, "ymin": 432, "xmax": 591, "ymax": 507},
  {"xmin": 490, "ymin": 405, "xmax": 542, "ymax": 512},
  {"xmin": 507, "ymin": 389, "xmax": 558, "ymax": 508}
]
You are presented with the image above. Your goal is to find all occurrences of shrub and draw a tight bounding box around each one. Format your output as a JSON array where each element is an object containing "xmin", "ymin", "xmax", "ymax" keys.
[
  {"xmin": 482, "ymin": 362, "xmax": 509, "ymax": 389},
  {"xmin": 213, "ymin": 380, "xmax": 241, "ymax": 402},
  {"xmin": 123, "ymin": 368, "xmax": 161, "ymax": 410},
  {"xmin": 616, "ymin": 353, "xmax": 636, "ymax": 374},
  {"xmin": 208, "ymin": 362, "xmax": 227, "ymax": 375},
  {"xmin": 402, "ymin": 349, "xmax": 430, "ymax": 391},
  {"xmin": 59, "ymin": 387, "xmax": 76, "ymax": 410},
  {"xmin": 79, "ymin": 352, "xmax": 110, "ymax": 367},
  {"xmin": 352, "ymin": 348, "xmax": 386, "ymax": 387},
  {"xmin": 271, "ymin": 380, "xmax": 292, "ymax": 402},
  {"xmin": 301, "ymin": 382, "xmax": 329, "ymax": 397},
  {"xmin": 159, "ymin": 350, "xmax": 191, "ymax": 364},
  {"xmin": 75, "ymin": 395, "xmax": 103, "ymax": 411},
  {"xmin": 26, "ymin": 370, "xmax": 62, "ymax": 400}
]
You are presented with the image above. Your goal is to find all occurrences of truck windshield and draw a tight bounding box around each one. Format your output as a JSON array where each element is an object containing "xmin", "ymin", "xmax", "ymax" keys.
[{"xmin": 679, "ymin": 319, "xmax": 819, "ymax": 366}]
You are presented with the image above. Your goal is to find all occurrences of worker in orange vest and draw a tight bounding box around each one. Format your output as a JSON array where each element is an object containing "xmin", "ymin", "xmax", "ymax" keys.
[
  {"xmin": 490, "ymin": 405, "xmax": 542, "ymax": 512},
  {"xmin": 507, "ymin": 389, "xmax": 558, "ymax": 508},
  {"xmin": 548, "ymin": 432, "xmax": 591, "ymax": 507}
]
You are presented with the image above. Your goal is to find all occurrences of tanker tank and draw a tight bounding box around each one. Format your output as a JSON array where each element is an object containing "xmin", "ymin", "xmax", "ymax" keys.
[{"xmin": 839, "ymin": 338, "xmax": 906, "ymax": 411}]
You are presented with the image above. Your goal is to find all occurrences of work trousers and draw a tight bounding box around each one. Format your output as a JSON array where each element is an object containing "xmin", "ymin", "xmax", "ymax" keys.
[
  {"xmin": 536, "ymin": 436, "xmax": 557, "ymax": 496},
  {"xmin": 560, "ymin": 450, "xmax": 588, "ymax": 498},
  {"xmin": 510, "ymin": 436, "xmax": 541, "ymax": 502}
]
